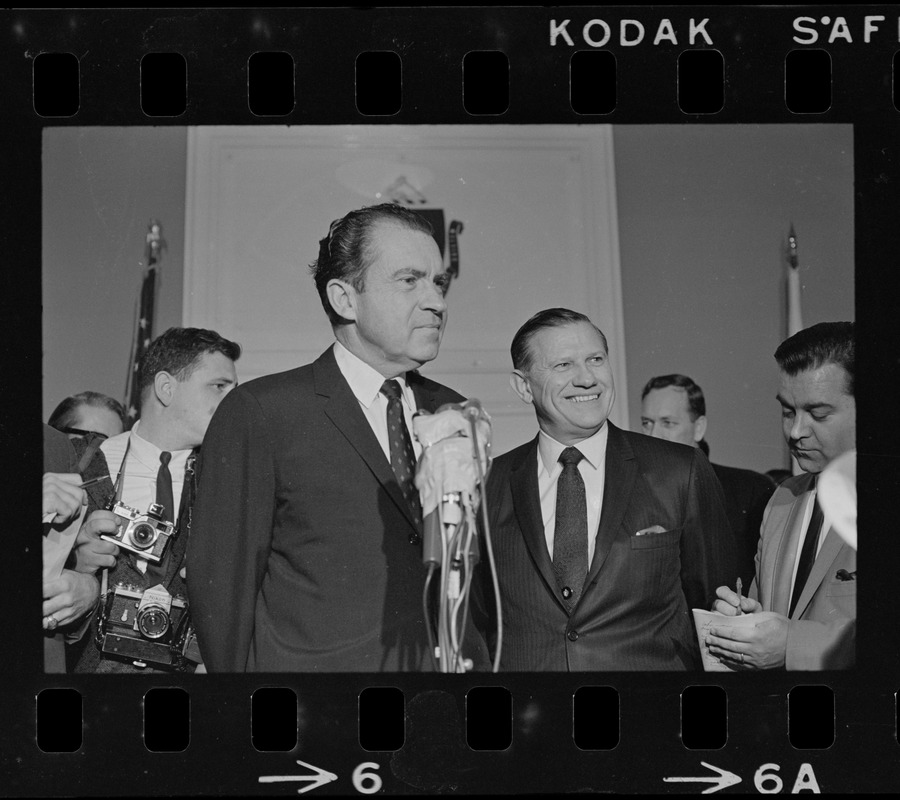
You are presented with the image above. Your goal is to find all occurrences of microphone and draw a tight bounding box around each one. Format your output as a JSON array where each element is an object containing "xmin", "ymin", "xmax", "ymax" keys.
[{"xmin": 413, "ymin": 400, "xmax": 492, "ymax": 566}]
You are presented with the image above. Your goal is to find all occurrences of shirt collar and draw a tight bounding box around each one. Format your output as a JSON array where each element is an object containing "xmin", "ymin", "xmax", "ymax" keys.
[
  {"xmin": 537, "ymin": 423, "xmax": 609, "ymax": 475},
  {"xmin": 126, "ymin": 420, "xmax": 193, "ymax": 471},
  {"xmin": 333, "ymin": 341, "xmax": 414, "ymax": 409}
]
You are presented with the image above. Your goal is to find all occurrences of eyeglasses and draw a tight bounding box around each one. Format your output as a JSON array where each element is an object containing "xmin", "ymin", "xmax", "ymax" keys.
[{"xmin": 59, "ymin": 427, "xmax": 109, "ymax": 440}]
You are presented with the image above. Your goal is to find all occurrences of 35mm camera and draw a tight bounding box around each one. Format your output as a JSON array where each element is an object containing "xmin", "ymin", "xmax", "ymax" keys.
[{"xmin": 100, "ymin": 501, "xmax": 175, "ymax": 563}]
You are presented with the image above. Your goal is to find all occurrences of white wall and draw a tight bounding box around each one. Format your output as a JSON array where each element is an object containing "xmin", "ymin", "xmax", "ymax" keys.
[
  {"xmin": 43, "ymin": 124, "xmax": 854, "ymax": 475},
  {"xmin": 42, "ymin": 127, "xmax": 187, "ymax": 417}
]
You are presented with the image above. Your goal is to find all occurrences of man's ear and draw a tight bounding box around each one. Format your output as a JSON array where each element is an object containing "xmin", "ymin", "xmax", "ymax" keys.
[
  {"xmin": 325, "ymin": 279, "xmax": 358, "ymax": 322},
  {"xmin": 693, "ymin": 415, "xmax": 708, "ymax": 443},
  {"xmin": 154, "ymin": 371, "xmax": 176, "ymax": 407},
  {"xmin": 510, "ymin": 370, "xmax": 534, "ymax": 405}
]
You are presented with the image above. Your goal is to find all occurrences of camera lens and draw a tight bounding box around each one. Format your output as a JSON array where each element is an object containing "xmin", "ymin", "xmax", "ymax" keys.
[
  {"xmin": 130, "ymin": 522, "xmax": 158, "ymax": 549},
  {"xmin": 137, "ymin": 605, "xmax": 170, "ymax": 639}
]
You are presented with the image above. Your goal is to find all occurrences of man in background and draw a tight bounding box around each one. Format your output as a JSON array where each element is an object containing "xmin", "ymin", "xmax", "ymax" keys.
[
  {"xmin": 707, "ymin": 322, "xmax": 856, "ymax": 670},
  {"xmin": 48, "ymin": 391, "xmax": 126, "ymax": 440},
  {"xmin": 474, "ymin": 308, "xmax": 732, "ymax": 670},
  {"xmin": 640, "ymin": 373, "xmax": 775, "ymax": 587},
  {"xmin": 189, "ymin": 203, "xmax": 464, "ymax": 672}
]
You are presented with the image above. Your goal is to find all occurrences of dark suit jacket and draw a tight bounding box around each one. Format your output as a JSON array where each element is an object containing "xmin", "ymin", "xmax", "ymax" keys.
[
  {"xmin": 187, "ymin": 346, "xmax": 464, "ymax": 672},
  {"xmin": 43, "ymin": 425, "xmax": 79, "ymax": 673},
  {"xmin": 474, "ymin": 424, "xmax": 733, "ymax": 671},
  {"xmin": 42, "ymin": 428, "xmax": 112, "ymax": 672},
  {"xmin": 710, "ymin": 462, "xmax": 775, "ymax": 589}
]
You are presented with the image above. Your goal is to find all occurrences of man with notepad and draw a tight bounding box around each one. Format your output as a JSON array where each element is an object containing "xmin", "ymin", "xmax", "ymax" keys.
[{"xmin": 707, "ymin": 322, "xmax": 856, "ymax": 670}]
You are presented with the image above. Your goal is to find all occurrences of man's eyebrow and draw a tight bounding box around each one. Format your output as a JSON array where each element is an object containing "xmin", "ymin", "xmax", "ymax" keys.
[{"xmin": 775, "ymin": 394, "xmax": 834, "ymax": 411}]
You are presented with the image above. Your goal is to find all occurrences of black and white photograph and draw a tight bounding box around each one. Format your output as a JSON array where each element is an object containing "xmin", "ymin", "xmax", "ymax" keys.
[{"xmin": 7, "ymin": 5, "xmax": 899, "ymax": 796}]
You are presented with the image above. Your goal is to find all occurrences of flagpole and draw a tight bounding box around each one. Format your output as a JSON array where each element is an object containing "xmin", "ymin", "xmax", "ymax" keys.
[
  {"xmin": 787, "ymin": 223, "xmax": 803, "ymax": 337},
  {"xmin": 786, "ymin": 224, "xmax": 803, "ymax": 474}
]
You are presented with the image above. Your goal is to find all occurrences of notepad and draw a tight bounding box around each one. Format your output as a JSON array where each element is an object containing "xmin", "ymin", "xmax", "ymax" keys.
[{"xmin": 692, "ymin": 608, "xmax": 761, "ymax": 672}]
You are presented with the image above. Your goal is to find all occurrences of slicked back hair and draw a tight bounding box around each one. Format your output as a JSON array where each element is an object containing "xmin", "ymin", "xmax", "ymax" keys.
[
  {"xmin": 641, "ymin": 374, "xmax": 706, "ymax": 421},
  {"xmin": 510, "ymin": 308, "xmax": 609, "ymax": 372},
  {"xmin": 48, "ymin": 391, "xmax": 127, "ymax": 432},
  {"xmin": 138, "ymin": 327, "xmax": 242, "ymax": 407},
  {"xmin": 774, "ymin": 321, "xmax": 855, "ymax": 396},
  {"xmin": 309, "ymin": 203, "xmax": 435, "ymax": 326}
]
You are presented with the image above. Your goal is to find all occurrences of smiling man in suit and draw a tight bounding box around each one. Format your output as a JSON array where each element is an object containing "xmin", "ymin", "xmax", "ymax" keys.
[
  {"xmin": 707, "ymin": 322, "xmax": 856, "ymax": 670},
  {"xmin": 474, "ymin": 308, "xmax": 732, "ymax": 671},
  {"xmin": 188, "ymin": 203, "xmax": 464, "ymax": 672}
]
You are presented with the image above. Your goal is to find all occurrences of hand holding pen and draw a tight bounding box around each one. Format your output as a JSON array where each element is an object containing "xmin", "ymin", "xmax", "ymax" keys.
[
  {"xmin": 42, "ymin": 475, "xmax": 106, "ymax": 524},
  {"xmin": 712, "ymin": 582, "xmax": 763, "ymax": 616}
]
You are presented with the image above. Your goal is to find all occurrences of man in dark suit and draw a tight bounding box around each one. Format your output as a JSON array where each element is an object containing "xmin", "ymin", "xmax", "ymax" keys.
[
  {"xmin": 640, "ymin": 374, "xmax": 775, "ymax": 588},
  {"xmin": 474, "ymin": 308, "xmax": 732, "ymax": 671},
  {"xmin": 188, "ymin": 203, "xmax": 463, "ymax": 672}
]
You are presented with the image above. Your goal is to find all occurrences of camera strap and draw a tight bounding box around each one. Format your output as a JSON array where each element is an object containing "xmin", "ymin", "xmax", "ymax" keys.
[{"xmin": 110, "ymin": 435, "xmax": 133, "ymax": 505}]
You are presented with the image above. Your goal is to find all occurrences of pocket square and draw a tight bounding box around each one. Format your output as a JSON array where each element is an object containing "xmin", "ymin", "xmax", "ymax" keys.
[
  {"xmin": 835, "ymin": 569, "xmax": 857, "ymax": 581},
  {"xmin": 635, "ymin": 525, "xmax": 668, "ymax": 537}
]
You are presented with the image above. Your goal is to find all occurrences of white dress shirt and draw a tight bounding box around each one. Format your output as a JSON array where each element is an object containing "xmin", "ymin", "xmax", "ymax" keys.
[
  {"xmin": 333, "ymin": 341, "xmax": 422, "ymax": 461},
  {"xmin": 789, "ymin": 482, "xmax": 826, "ymax": 599},
  {"xmin": 100, "ymin": 420, "xmax": 192, "ymax": 574},
  {"xmin": 536, "ymin": 424, "xmax": 609, "ymax": 565}
]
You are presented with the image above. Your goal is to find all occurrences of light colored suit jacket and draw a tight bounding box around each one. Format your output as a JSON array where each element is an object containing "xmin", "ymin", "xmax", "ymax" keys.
[{"xmin": 750, "ymin": 471, "xmax": 856, "ymax": 670}]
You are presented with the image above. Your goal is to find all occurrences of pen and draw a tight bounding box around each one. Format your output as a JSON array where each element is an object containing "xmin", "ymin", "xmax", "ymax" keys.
[
  {"xmin": 735, "ymin": 577, "xmax": 743, "ymax": 615},
  {"xmin": 42, "ymin": 477, "xmax": 109, "ymax": 522}
]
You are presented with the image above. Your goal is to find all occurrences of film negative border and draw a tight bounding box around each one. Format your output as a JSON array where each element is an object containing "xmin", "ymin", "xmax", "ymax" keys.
[{"xmin": 4, "ymin": 5, "xmax": 900, "ymax": 795}]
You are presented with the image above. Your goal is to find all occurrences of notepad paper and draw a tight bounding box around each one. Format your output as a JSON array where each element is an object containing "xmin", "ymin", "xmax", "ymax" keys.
[{"xmin": 692, "ymin": 608, "xmax": 761, "ymax": 672}]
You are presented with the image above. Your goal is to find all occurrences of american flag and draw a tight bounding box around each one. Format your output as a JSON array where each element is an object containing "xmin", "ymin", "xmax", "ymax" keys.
[{"xmin": 123, "ymin": 221, "xmax": 163, "ymax": 429}]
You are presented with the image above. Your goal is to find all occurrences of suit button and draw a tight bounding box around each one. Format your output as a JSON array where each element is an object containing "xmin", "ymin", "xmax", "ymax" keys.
[
  {"xmin": 567, "ymin": 630, "xmax": 579, "ymax": 642},
  {"xmin": 408, "ymin": 533, "xmax": 421, "ymax": 546},
  {"xmin": 562, "ymin": 587, "xmax": 572, "ymax": 599}
]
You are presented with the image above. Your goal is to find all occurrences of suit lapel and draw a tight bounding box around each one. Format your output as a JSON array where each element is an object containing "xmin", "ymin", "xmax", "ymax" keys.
[
  {"xmin": 771, "ymin": 478, "xmax": 815, "ymax": 615},
  {"xmin": 509, "ymin": 439, "xmax": 561, "ymax": 603},
  {"xmin": 408, "ymin": 371, "xmax": 451, "ymax": 414},
  {"xmin": 584, "ymin": 423, "xmax": 636, "ymax": 591},
  {"xmin": 791, "ymin": 526, "xmax": 842, "ymax": 620},
  {"xmin": 315, "ymin": 348, "xmax": 418, "ymax": 531}
]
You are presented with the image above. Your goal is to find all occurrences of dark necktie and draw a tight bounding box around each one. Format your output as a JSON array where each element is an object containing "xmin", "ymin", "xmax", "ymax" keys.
[
  {"xmin": 553, "ymin": 447, "xmax": 588, "ymax": 609},
  {"xmin": 789, "ymin": 490, "xmax": 824, "ymax": 617},
  {"xmin": 147, "ymin": 451, "xmax": 174, "ymax": 584},
  {"xmin": 380, "ymin": 380, "xmax": 422, "ymax": 534},
  {"xmin": 156, "ymin": 451, "xmax": 175, "ymax": 523}
]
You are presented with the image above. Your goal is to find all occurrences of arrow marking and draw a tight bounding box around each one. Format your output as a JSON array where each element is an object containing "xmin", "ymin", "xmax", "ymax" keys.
[
  {"xmin": 259, "ymin": 760, "xmax": 338, "ymax": 794},
  {"xmin": 663, "ymin": 761, "xmax": 741, "ymax": 794}
]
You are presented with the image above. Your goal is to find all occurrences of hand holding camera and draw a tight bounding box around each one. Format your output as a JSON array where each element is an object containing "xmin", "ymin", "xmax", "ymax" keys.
[
  {"xmin": 99, "ymin": 501, "xmax": 176, "ymax": 563},
  {"xmin": 73, "ymin": 510, "xmax": 121, "ymax": 573}
]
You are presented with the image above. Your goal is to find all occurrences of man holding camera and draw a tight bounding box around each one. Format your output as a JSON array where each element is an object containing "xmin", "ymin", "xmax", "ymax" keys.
[{"xmin": 69, "ymin": 327, "xmax": 240, "ymax": 673}]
